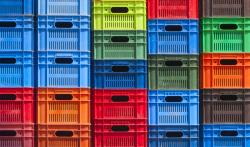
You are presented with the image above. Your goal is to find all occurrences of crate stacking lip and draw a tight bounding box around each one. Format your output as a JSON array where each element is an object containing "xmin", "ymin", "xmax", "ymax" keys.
[
  {"xmin": 147, "ymin": 0, "xmax": 198, "ymax": 19},
  {"xmin": 93, "ymin": 0, "xmax": 146, "ymax": 30},
  {"xmin": 94, "ymin": 60, "xmax": 147, "ymax": 89},
  {"xmin": 203, "ymin": 124, "xmax": 250, "ymax": 147},
  {"xmin": 0, "ymin": 16, "xmax": 34, "ymax": 51},
  {"xmin": 37, "ymin": 16, "xmax": 90, "ymax": 52},
  {"xmin": 148, "ymin": 19, "xmax": 199, "ymax": 55},
  {"xmin": 0, "ymin": 0, "xmax": 33, "ymax": 15},
  {"xmin": 149, "ymin": 125, "xmax": 199, "ymax": 147},
  {"xmin": 37, "ymin": 0, "xmax": 90, "ymax": 16},
  {"xmin": 94, "ymin": 30, "xmax": 147, "ymax": 60},
  {"xmin": 201, "ymin": 53, "xmax": 250, "ymax": 89},
  {"xmin": 149, "ymin": 90, "xmax": 199, "ymax": 125},
  {"xmin": 37, "ymin": 51, "xmax": 90, "ymax": 88},
  {"xmin": 148, "ymin": 55, "xmax": 199, "ymax": 90},
  {"xmin": 202, "ymin": 18, "xmax": 250, "ymax": 53},
  {"xmin": 37, "ymin": 88, "xmax": 90, "ymax": 125}
]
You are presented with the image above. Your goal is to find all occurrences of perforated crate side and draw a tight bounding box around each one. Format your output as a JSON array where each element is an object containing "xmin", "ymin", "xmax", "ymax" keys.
[{"xmin": 0, "ymin": 0, "xmax": 33, "ymax": 15}]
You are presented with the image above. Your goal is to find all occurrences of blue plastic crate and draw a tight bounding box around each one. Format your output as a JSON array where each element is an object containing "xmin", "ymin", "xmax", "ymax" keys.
[
  {"xmin": 148, "ymin": 19, "xmax": 199, "ymax": 55},
  {"xmin": 37, "ymin": 16, "xmax": 90, "ymax": 52},
  {"xmin": 37, "ymin": 51, "xmax": 90, "ymax": 88},
  {"xmin": 203, "ymin": 124, "xmax": 250, "ymax": 147},
  {"xmin": 94, "ymin": 60, "xmax": 147, "ymax": 89},
  {"xmin": 149, "ymin": 125, "xmax": 199, "ymax": 147},
  {"xmin": 148, "ymin": 90, "xmax": 199, "ymax": 125},
  {"xmin": 0, "ymin": 16, "xmax": 34, "ymax": 51},
  {"xmin": 0, "ymin": 51, "xmax": 33, "ymax": 87},
  {"xmin": 0, "ymin": 0, "xmax": 33, "ymax": 15},
  {"xmin": 37, "ymin": 0, "xmax": 90, "ymax": 16}
]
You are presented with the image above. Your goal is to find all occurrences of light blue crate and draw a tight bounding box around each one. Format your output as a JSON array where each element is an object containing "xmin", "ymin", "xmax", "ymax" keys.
[{"xmin": 0, "ymin": 0, "xmax": 33, "ymax": 15}]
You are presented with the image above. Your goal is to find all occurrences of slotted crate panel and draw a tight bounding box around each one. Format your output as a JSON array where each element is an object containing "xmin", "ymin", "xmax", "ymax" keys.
[
  {"xmin": 148, "ymin": 19, "xmax": 199, "ymax": 54},
  {"xmin": 37, "ymin": 16, "xmax": 90, "ymax": 52},
  {"xmin": 37, "ymin": 88, "xmax": 90, "ymax": 125},
  {"xmin": 37, "ymin": 51, "xmax": 90, "ymax": 88},
  {"xmin": 201, "ymin": 53, "xmax": 250, "ymax": 89},
  {"xmin": 93, "ymin": 89, "xmax": 147, "ymax": 120},
  {"xmin": 148, "ymin": 55, "xmax": 199, "ymax": 90},
  {"xmin": 94, "ymin": 30, "xmax": 147, "ymax": 60},
  {"xmin": 93, "ymin": 0, "xmax": 146, "ymax": 30},
  {"xmin": 0, "ymin": 0, "xmax": 33, "ymax": 15},
  {"xmin": 203, "ymin": 0, "xmax": 250, "ymax": 17},
  {"xmin": 149, "ymin": 125, "xmax": 199, "ymax": 147},
  {"xmin": 38, "ymin": 125, "xmax": 90, "ymax": 147},
  {"xmin": 149, "ymin": 90, "xmax": 199, "ymax": 125},
  {"xmin": 148, "ymin": 0, "xmax": 198, "ymax": 19},
  {"xmin": 202, "ymin": 18, "xmax": 250, "ymax": 53},
  {"xmin": 0, "ymin": 16, "xmax": 34, "ymax": 51}
]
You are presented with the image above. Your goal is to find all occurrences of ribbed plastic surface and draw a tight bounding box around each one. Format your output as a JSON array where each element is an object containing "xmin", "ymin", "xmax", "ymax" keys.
[{"xmin": 0, "ymin": 0, "xmax": 33, "ymax": 15}]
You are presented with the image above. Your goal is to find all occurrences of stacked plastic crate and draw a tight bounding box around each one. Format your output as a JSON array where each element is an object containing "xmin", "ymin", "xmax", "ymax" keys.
[
  {"xmin": 36, "ymin": 1, "xmax": 91, "ymax": 147},
  {"xmin": 147, "ymin": 0, "xmax": 200, "ymax": 146},
  {"xmin": 201, "ymin": 0, "xmax": 250, "ymax": 146},
  {"xmin": 0, "ymin": 1, "xmax": 34, "ymax": 147},
  {"xmin": 92, "ymin": 0, "xmax": 147, "ymax": 146}
]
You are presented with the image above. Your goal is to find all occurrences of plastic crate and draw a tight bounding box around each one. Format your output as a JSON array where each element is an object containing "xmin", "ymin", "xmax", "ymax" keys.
[
  {"xmin": 0, "ymin": 16, "xmax": 34, "ymax": 51},
  {"xmin": 201, "ymin": 53, "xmax": 250, "ymax": 89},
  {"xmin": 0, "ymin": 51, "xmax": 33, "ymax": 87},
  {"xmin": 94, "ymin": 30, "xmax": 147, "ymax": 60},
  {"xmin": 202, "ymin": 18, "xmax": 250, "ymax": 53},
  {"xmin": 0, "ymin": 124, "xmax": 34, "ymax": 147},
  {"xmin": 93, "ymin": 0, "xmax": 146, "ymax": 30},
  {"xmin": 93, "ymin": 89, "xmax": 147, "ymax": 120},
  {"xmin": 37, "ymin": 0, "xmax": 90, "ymax": 16},
  {"xmin": 148, "ymin": 19, "xmax": 199, "ymax": 55},
  {"xmin": 38, "ymin": 125, "xmax": 90, "ymax": 147},
  {"xmin": 37, "ymin": 16, "xmax": 90, "ymax": 52},
  {"xmin": 203, "ymin": 124, "xmax": 250, "ymax": 147},
  {"xmin": 149, "ymin": 125, "xmax": 199, "ymax": 147},
  {"xmin": 202, "ymin": 0, "xmax": 250, "ymax": 17},
  {"xmin": 37, "ymin": 88, "xmax": 90, "ymax": 125},
  {"xmin": 148, "ymin": 0, "xmax": 198, "ymax": 19},
  {"xmin": 148, "ymin": 55, "xmax": 199, "ymax": 90},
  {"xmin": 148, "ymin": 90, "xmax": 199, "ymax": 125},
  {"xmin": 37, "ymin": 51, "xmax": 90, "ymax": 88},
  {"xmin": 203, "ymin": 89, "xmax": 250, "ymax": 124},
  {"xmin": 94, "ymin": 60, "xmax": 147, "ymax": 89},
  {"xmin": 0, "ymin": 0, "xmax": 33, "ymax": 15}
]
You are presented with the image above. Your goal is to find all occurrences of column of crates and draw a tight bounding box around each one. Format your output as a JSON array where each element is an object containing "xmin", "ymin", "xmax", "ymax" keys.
[
  {"xmin": 92, "ymin": 0, "xmax": 148, "ymax": 146},
  {"xmin": 0, "ymin": 1, "xmax": 35, "ymax": 147},
  {"xmin": 36, "ymin": 1, "xmax": 91, "ymax": 147},
  {"xmin": 147, "ymin": 0, "xmax": 200, "ymax": 146},
  {"xmin": 201, "ymin": 0, "xmax": 250, "ymax": 146}
]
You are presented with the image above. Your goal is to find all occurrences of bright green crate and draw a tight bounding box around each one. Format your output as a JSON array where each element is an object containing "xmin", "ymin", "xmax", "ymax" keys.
[
  {"xmin": 94, "ymin": 30, "xmax": 147, "ymax": 60},
  {"xmin": 93, "ymin": 0, "xmax": 146, "ymax": 30},
  {"xmin": 148, "ymin": 55, "xmax": 199, "ymax": 90},
  {"xmin": 202, "ymin": 18, "xmax": 250, "ymax": 53}
]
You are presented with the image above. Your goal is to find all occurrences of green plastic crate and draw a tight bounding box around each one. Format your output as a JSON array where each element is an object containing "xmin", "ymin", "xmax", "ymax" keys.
[
  {"xmin": 93, "ymin": 0, "xmax": 146, "ymax": 30},
  {"xmin": 94, "ymin": 30, "xmax": 147, "ymax": 60},
  {"xmin": 148, "ymin": 55, "xmax": 199, "ymax": 90},
  {"xmin": 202, "ymin": 18, "xmax": 250, "ymax": 53}
]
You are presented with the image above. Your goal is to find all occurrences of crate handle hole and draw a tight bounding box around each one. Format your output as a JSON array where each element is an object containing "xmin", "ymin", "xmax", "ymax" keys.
[
  {"xmin": 0, "ymin": 22, "xmax": 16, "ymax": 27},
  {"xmin": 55, "ymin": 131, "xmax": 73, "ymax": 137},
  {"xmin": 220, "ymin": 95, "xmax": 238, "ymax": 101},
  {"xmin": 165, "ymin": 96, "xmax": 183, "ymax": 102},
  {"xmin": 112, "ymin": 96, "xmax": 129, "ymax": 102},
  {"xmin": 0, "ymin": 58, "xmax": 16, "ymax": 64},
  {"xmin": 165, "ymin": 60, "xmax": 183, "ymax": 66},
  {"xmin": 111, "ymin": 7, "xmax": 129, "ymax": 13},
  {"xmin": 0, "ymin": 130, "xmax": 17, "ymax": 136},
  {"xmin": 112, "ymin": 66, "xmax": 129, "ymax": 72},
  {"xmin": 55, "ymin": 94, "xmax": 73, "ymax": 100},
  {"xmin": 111, "ymin": 36, "xmax": 129, "ymax": 42},
  {"xmin": 0, "ymin": 94, "xmax": 16, "ymax": 100},
  {"xmin": 220, "ymin": 59, "xmax": 237, "ymax": 65},
  {"xmin": 221, "ymin": 131, "xmax": 238, "ymax": 136},
  {"xmin": 220, "ymin": 24, "xmax": 238, "ymax": 30},
  {"xmin": 55, "ymin": 22, "xmax": 73, "ymax": 28},
  {"xmin": 55, "ymin": 58, "xmax": 73, "ymax": 64},
  {"xmin": 166, "ymin": 132, "xmax": 183, "ymax": 138},
  {"xmin": 165, "ymin": 25, "xmax": 182, "ymax": 31},
  {"xmin": 112, "ymin": 126, "xmax": 129, "ymax": 132}
]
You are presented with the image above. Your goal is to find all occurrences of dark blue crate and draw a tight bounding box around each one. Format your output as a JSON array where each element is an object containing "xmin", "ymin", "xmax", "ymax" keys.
[
  {"xmin": 0, "ymin": 51, "xmax": 33, "ymax": 87},
  {"xmin": 148, "ymin": 19, "xmax": 199, "ymax": 55},
  {"xmin": 203, "ymin": 124, "xmax": 250, "ymax": 147},
  {"xmin": 149, "ymin": 125, "xmax": 199, "ymax": 147},
  {"xmin": 37, "ymin": 51, "xmax": 90, "ymax": 88},
  {"xmin": 0, "ymin": 16, "xmax": 34, "ymax": 51},
  {"xmin": 94, "ymin": 60, "xmax": 147, "ymax": 89},
  {"xmin": 0, "ymin": 0, "xmax": 33, "ymax": 15},
  {"xmin": 37, "ymin": 16, "xmax": 90, "ymax": 52},
  {"xmin": 148, "ymin": 90, "xmax": 199, "ymax": 125}
]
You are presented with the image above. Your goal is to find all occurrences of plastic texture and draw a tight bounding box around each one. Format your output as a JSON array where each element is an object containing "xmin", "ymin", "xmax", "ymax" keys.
[
  {"xmin": 0, "ymin": 0, "xmax": 33, "ymax": 15},
  {"xmin": 94, "ymin": 30, "xmax": 147, "ymax": 60},
  {"xmin": 148, "ymin": 19, "xmax": 199, "ymax": 55}
]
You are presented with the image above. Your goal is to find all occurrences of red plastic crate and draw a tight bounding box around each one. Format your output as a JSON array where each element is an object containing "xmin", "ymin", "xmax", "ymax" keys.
[
  {"xmin": 93, "ymin": 89, "xmax": 147, "ymax": 120},
  {"xmin": 0, "ymin": 88, "xmax": 34, "ymax": 124},
  {"xmin": 148, "ymin": 0, "xmax": 198, "ymax": 19}
]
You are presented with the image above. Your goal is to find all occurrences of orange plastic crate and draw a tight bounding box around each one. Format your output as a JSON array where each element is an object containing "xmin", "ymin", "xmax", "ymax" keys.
[
  {"xmin": 201, "ymin": 53, "xmax": 250, "ymax": 89},
  {"xmin": 37, "ymin": 88, "xmax": 90, "ymax": 125}
]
